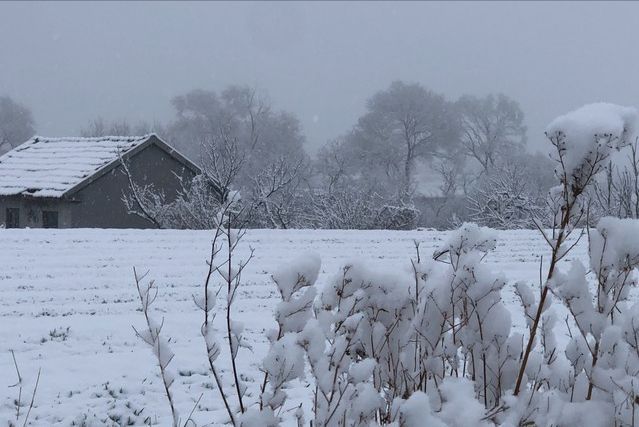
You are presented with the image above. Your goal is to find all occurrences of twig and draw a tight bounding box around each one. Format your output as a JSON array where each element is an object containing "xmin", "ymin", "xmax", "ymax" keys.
[
  {"xmin": 22, "ymin": 368, "xmax": 40, "ymax": 427},
  {"xmin": 9, "ymin": 350, "xmax": 23, "ymax": 421},
  {"xmin": 183, "ymin": 393, "xmax": 203, "ymax": 426}
]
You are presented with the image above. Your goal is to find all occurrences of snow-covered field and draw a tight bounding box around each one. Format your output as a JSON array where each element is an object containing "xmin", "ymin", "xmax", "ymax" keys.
[{"xmin": 0, "ymin": 228, "xmax": 588, "ymax": 426}]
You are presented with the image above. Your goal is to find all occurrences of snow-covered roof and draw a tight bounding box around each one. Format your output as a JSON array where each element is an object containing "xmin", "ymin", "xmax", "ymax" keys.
[{"xmin": 0, "ymin": 135, "xmax": 153, "ymax": 198}]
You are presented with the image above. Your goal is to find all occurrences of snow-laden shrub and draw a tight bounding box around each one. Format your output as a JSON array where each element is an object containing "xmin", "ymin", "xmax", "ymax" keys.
[
  {"xmin": 302, "ymin": 188, "xmax": 419, "ymax": 230},
  {"xmin": 551, "ymin": 218, "xmax": 639, "ymax": 419},
  {"xmin": 545, "ymin": 103, "xmax": 637, "ymax": 199},
  {"xmin": 132, "ymin": 269, "xmax": 181, "ymax": 426},
  {"xmin": 509, "ymin": 103, "xmax": 639, "ymax": 397},
  {"xmin": 129, "ymin": 103, "xmax": 639, "ymax": 426},
  {"xmin": 132, "ymin": 213, "xmax": 639, "ymax": 426},
  {"xmin": 468, "ymin": 169, "xmax": 546, "ymax": 229},
  {"xmin": 374, "ymin": 204, "xmax": 419, "ymax": 230},
  {"xmin": 277, "ymin": 223, "xmax": 516, "ymax": 426},
  {"xmin": 289, "ymin": 218, "xmax": 639, "ymax": 427},
  {"xmin": 256, "ymin": 252, "xmax": 321, "ymax": 423}
]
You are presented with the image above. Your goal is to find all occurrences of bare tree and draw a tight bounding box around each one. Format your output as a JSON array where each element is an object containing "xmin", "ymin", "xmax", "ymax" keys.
[
  {"xmin": 119, "ymin": 144, "xmax": 227, "ymax": 230},
  {"xmin": 311, "ymin": 134, "xmax": 421, "ymax": 230},
  {"xmin": 164, "ymin": 175, "xmax": 226, "ymax": 229},
  {"xmin": 0, "ymin": 96, "xmax": 35, "ymax": 153},
  {"xmin": 168, "ymin": 85, "xmax": 309, "ymax": 228},
  {"xmin": 80, "ymin": 117, "xmax": 164, "ymax": 138},
  {"xmin": 120, "ymin": 129, "xmax": 307, "ymax": 230},
  {"xmin": 119, "ymin": 152, "xmax": 170, "ymax": 228},
  {"xmin": 121, "ymin": 165, "xmax": 228, "ymax": 230},
  {"xmin": 197, "ymin": 131, "xmax": 306, "ymax": 229},
  {"xmin": 250, "ymin": 157, "xmax": 306, "ymax": 229},
  {"xmin": 315, "ymin": 139, "xmax": 350, "ymax": 193},
  {"xmin": 457, "ymin": 93, "xmax": 526, "ymax": 175},
  {"xmin": 199, "ymin": 132, "xmax": 245, "ymax": 204},
  {"xmin": 589, "ymin": 139, "xmax": 639, "ymax": 220},
  {"xmin": 341, "ymin": 81, "xmax": 460, "ymax": 201},
  {"xmin": 167, "ymin": 86, "xmax": 306, "ymax": 181},
  {"xmin": 432, "ymin": 146, "xmax": 471, "ymax": 197}
]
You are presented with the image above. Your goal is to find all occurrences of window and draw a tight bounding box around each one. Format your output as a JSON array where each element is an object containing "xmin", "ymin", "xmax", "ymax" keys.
[
  {"xmin": 5, "ymin": 208, "xmax": 19, "ymax": 228},
  {"xmin": 42, "ymin": 211, "xmax": 59, "ymax": 228}
]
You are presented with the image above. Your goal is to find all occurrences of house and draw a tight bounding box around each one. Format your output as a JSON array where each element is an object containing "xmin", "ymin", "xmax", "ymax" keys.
[{"xmin": 0, "ymin": 134, "xmax": 199, "ymax": 228}]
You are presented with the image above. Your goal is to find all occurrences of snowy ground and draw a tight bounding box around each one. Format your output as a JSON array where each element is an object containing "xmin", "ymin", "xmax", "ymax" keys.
[{"xmin": 0, "ymin": 228, "xmax": 589, "ymax": 426}]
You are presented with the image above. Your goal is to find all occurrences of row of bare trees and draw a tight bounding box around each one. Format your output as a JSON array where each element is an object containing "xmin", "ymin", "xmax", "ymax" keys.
[
  {"xmin": 317, "ymin": 85, "xmax": 556, "ymax": 229},
  {"xmin": 5, "ymin": 83, "xmax": 638, "ymax": 229},
  {"xmin": 115, "ymin": 84, "xmax": 638, "ymax": 230}
]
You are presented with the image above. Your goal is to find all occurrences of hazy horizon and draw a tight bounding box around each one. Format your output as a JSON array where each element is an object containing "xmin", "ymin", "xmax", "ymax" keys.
[{"xmin": 2, "ymin": 1, "xmax": 639, "ymax": 154}]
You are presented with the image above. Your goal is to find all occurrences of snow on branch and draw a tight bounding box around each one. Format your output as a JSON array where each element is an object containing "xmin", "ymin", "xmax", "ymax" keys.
[{"xmin": 546, "ymin": 103, "xmax": 638, "ymax": 195}]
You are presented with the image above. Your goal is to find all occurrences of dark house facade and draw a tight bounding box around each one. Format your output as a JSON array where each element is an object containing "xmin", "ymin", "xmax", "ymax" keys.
[{"xmin": 0, "ymin": 134, "xmax": 199, "ymax": 228}]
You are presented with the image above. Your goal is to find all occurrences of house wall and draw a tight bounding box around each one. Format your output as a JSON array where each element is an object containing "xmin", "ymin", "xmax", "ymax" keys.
[
  {"xmin": 69, "ymin": 143, "xmax": 196, "ymax": 228},
  {"xmin": 0, "ymin": 196, "xmax": 73, "ymax": 228}
]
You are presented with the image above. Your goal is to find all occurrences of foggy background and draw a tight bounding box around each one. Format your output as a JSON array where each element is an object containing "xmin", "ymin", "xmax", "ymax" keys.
[{"xmin": 2, "ymin": 1, "xmax": 639, "ymax": 153}]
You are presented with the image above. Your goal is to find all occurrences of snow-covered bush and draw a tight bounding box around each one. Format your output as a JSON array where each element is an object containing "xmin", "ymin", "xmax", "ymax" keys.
[
  {"xmin": 130, "ymin": 103, "xmax": 639, "ymax": 426},
  {"xmin": 467, "ymin": 152, "xmax": 553, "ymax": 229},
  {"xmin": 132, "ymin": 215, "xmax": 639, "ymax": 426},
  {"xmin": 545, "ymin": 103, "xmax": 637, "ymax": 195},
  {"xmin": 468, "ymin": 171, "xmax": 544, "ymax": 229},
  {"xmin": 302, "ymin": 188, "xmax": 381, "ymax": 229},
  {"xmin": 257, "ymin": 223, "xmax": 512, "ymax": 425},
  {"xmin": 303, "ymin": 188, "xmax": 419, "ymax": 230},
  {"xmin": 122, "ymin": 168, "xmax": 226, "ymax": 229},
  {"xmin": 268, "ymin": 222, "xmax": 523, "ymax": 426},
  {"xmin": 132, "ymin": 269, "xmax": 181, "ymax": 426},
  {"xmin": 554, "ymin": 218, "xmax": 639, "ymax": 407},
  {"xmin": 375, "ymin": 203, "xmax": 419, "ymax": 230},
  {"xmin": 256, "ymin": 252, "xmax": 321, "ymax": 424},
  {"xmin": 512, "ymin": 103, "xmax": 638, "ymax": 397}
]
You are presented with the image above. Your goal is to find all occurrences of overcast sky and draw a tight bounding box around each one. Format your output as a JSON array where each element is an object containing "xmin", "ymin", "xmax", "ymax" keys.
[{"xmin": 2, "ymin": 1, "xmax": 639, "ymax": 154}]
